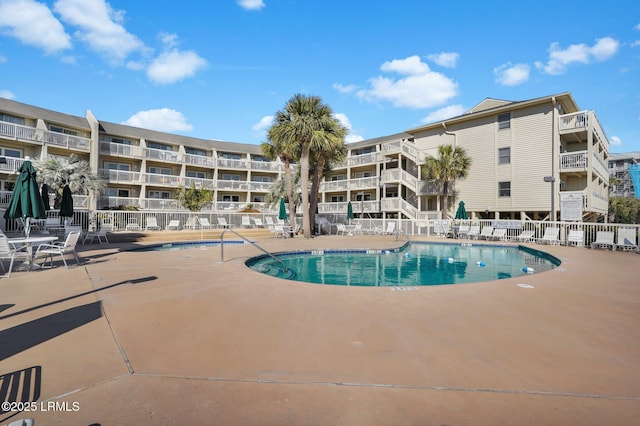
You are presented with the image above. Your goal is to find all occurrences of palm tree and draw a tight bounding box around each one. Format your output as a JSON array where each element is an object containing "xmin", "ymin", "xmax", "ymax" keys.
[
  {"xmin": 422, "ymin": 145, "xmax": 472, "ymax": 219},
  {"xmin": 268, "ymin": 94, "xmax": 344, "ymax": 238},
  {"xmin": 33, "ymin": 154, "xmax": 106, "ymax": 209}
]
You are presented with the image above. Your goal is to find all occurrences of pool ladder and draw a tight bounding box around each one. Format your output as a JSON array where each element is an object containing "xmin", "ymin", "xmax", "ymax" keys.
[
  {"xmin": 219, "ymin": 228, "xmax": 288, "ymax": 272},
  {"xmin": 396, "ymin": 228, "xmax": 411, "ymax": 244}
]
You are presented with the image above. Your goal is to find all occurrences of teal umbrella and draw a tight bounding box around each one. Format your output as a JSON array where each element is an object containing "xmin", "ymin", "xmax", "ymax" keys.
[
  {"xmin": 347, "ymin": 201, "xmax": 354, "ymax": 224},
  {"xmin": 455, "ymin": 201, "xmax": 468, "ymax": 220},
  {"xmin": 60, "ymin": 184, "xmax": 74, "ymax": 219},
  {"xmin": 278, "ymin": 197, "xmax": 287, "ymax": 221},
  {"xmin": 4, "ymin": 159, "xmax": 46, "ymax": 236}
]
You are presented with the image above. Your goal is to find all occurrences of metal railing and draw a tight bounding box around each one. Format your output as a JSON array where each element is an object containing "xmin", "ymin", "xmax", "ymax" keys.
[{"xmin": 219, "ymin": 228, "xmax": 287, "ymax": 272}]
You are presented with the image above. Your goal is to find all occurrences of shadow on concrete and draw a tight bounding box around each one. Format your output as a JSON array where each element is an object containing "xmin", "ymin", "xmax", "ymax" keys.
[
  {"xmin": 0, "ymin": 276, "xmax": 157, "ymax": 321},
  {"xmin": 0, "ymin": 302, "xmax": 103, "ymax": 361},
  {"xmin": 0, "ymin": 366, "xmax": 42, "ymax": 421},
  {"xmin": 0, "ymin": 305, "xmax": 14, "ymax": 314}
]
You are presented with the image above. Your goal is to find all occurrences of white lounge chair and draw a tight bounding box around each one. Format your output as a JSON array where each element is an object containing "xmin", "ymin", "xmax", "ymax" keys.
[
  {"xmin": 456, "ymin": 224, "xmax": 470, "ymax": 238},
  {"xmin": 241, "ymin": 216, "xmax": 252, "ymax": 228},
  {"xmin": 567, "ymin": 230, "xmax": 584, "ymax": 247},
  {"xmin": 145, "ymin": 216, "xmax": 161, "ymax": 231},
  {"xmin": 510, "ymin": 229, "xmax": 535, "ymax": 243},
  {"xmin": 591, "ymin": 231, "xmax": 615, "ymax": 250},
  {"xmin": 199, "ymin": 217, "xmax": 214, "ymax": 229},
  {"xmin": 478, "ymin": 226, "xmax": 494, "ymax": 240},
  {"xmin": 165, "ymin": 220, "xmax": 181, "ymax": 231},
  {"xmin": 265, "ymin": 217, "xmax": 276, "ymax": 227},
  {"xmin": 489, "ymin": 228, "xmax": 508, "ymax": 241},
  {"xmin": 83, "ymin": 226, "xmax": 110, "ymax": 244},
  {"xmin": 315, "ymin": 217, "xmax": 332, "ymax": 235},
  {"xmin": 336, "ymin": 223, "xmax": 348, "ymax": 236},
  {"xmin": 615, "ymin": 228, "xmax": 638, "ymax": 251},
  {"xmin": 433, "ymin": 220, "xmax": 451, "ymax": 238},
  {"xmin": 537, "ymin": 227, "xmax": 560, "ymax": 245},
  {"xmin": 217, "ymin": 217, "xmax": 230, "ymax": 228},
  {"xmin": 0, "ymin": 234, "xmax": 30, "ymax": 277},
  {"xmin": 126, "ymin": 217, "xmax": 141, "ymax": 231},
  {"xmin": 35, "ymin": 230, "xmax": 81, "ymax": 269},
  {"xmin": 467, "ymin": 225, "xmax": 481, "ymax": 239},
  {"xmin": 253, "ymin": 218, "xmax": 264, "ymax": 228},
  {"xmin": 185, "ymin": 216, "xmax": 200, "ymax": 230},
  {"xmin": 379, "ymin": 222, "xmax": 396, "ymax": 235},
  {"xmin": 272, "ymin": 224, "xmax": 286, "ymax": 238}
]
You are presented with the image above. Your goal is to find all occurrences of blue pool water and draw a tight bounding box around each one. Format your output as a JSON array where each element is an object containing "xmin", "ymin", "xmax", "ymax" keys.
[{"xmin": 246, "ymin": 242, "xmax": 560, "ymax": 286}]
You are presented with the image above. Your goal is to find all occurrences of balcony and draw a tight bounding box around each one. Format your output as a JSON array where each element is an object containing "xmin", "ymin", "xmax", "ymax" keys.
[
  {"xmin": 217, "ymin": 158, "xmax": 247, "ymax": 169},
  {"xmin": 320, "ymin": 179, "xmax": 349, "ymax": 192},
  {"xmin": 348, "ymin": 152, "xmax": 381, "ymax": 167},
  {"xmin": 247, "ymin": 181, "xmax": 273, "ymax": 192},
  {"xmin": 381, "ymin": 168, "xmax": 418, "ymax": 188},
  {"xmin": 250, "ymin": 160, "xmax": 283, "ymax": 172},
  {"xmin": 184, "ymin": 153, "xmax": 215, "ymax": 167},
  {"xmin": 142, "ymin": 172, "xmax": 181, "ymax": 187},
  {"xmin": 99, "ymin": 141, "xmax": 145, "ymax": 158},
  {"xmin": 99, "ymin": 169, "xmax": 142, "ymax": 184},
  {"xmin": 560, "ymin": 151, "xmax": 588, "ymax": 172},
  {"xmin": 144, "ymin": 147, "xmax": 179, "ymax": 163},
  {"xmin": 559, "ymin": 110, "xmax": 608, "ymax": 149},
  {"xmin": 182, "ymin": 176, "xmax": 216, "ymax": 189},
  {"xmin": 416, "ymin": 180, "xmax": 441, "ymax": 195},
  {"xmin": 0, "ymin": 156, "xmax": 25, "ymax": 174},
  {"xmin": 1, "ymin": 121, "xmax": 90, "ymax": 150}
]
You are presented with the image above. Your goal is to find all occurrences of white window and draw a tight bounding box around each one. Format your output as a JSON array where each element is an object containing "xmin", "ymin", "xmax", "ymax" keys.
[
  {"xmin": 105, "ymin": 161, "xmax": 131, "ymax": 171},
  {"xmin": 1, "ymin": 147, "xmax": 22, "ymax": 158},
  {"xmin": 147, "ymin": 142, "xmax": 172, "ymax": 151},
  {"xmin": 252, "ymin": 195, "xmax": 265, "ymax": 203},
  {"xmin": 110, "ymin": 137, "xmax": 132, "ymax": 145},
  {"xmin": 498, "ymin": 113, "xmax": 511, "ymax": 130},
  {"xmin": 0, "ymin": 113, "xmax": 24, "ymax": 125},
  {"xmin": 49, "ymin": 125, "xmax": 78, "ymax": 136},
  {"xmin": 222, "ymin": 195, "xmax": 240, "ymax": 202},
  {"xmin": 149, "ymin": 166, "xmax": 172, "ymax": 175},
  {"xmin": 498, "ymin": 148, "xmax": 511, "ymax": 165},
  {"xmin": 148, "ymin": 191, "xmax": 171, "ymax": 199},
  {"xmin": 221, "ymin": 173, "xmax": 241, "ymax": 181},
  {"xmin": 354, "ymin": 171, "xmax": 372, "ymax": 179},
  {"xmin": 186, "ymin": 170, "xmax": 206, "ymax": 179},
  {"xmin": 331, "ymin": 195, "xmax": 344, "ymax": 202},
  {"xmin": 186, "ymin": 147, "xmax": 207, "ymax": 156},
  {"xmin": 251, "ymin": 175, "xmax": 272, "ymax": 182},
  {"xmin": 331, "ymin": 174, "xmax": 346, "ymax": 181},
  {"xmin": 498, "ymin": 181, "xmax": 511, "ymax": 197}
]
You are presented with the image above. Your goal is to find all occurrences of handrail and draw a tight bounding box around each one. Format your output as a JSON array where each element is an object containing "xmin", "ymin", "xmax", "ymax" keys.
[
  {"xmin": 395, "ymin": 228, "xmax": 411, "ymax": 243},
  {"xmin": 219, "ymin": 228, "xmax": 288, "ymax": 272}
]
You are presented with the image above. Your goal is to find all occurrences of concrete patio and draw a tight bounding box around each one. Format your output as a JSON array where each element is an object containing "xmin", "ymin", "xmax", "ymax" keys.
[{"xmin": 1, "ymin": 234, "xmax": 639, "ymax": 425}]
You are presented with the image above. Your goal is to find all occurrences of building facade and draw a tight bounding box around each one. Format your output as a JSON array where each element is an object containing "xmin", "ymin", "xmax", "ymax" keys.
[
  {"xmin": 0, "ymin": 92, "xmax": 610, "ymax": 222},
  {"xmin": 608, "ymin": 152, "xmax": 640, "ymax": 198}
]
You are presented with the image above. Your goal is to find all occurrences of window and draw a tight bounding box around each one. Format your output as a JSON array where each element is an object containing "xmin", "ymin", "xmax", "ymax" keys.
[
  {"xmin": 498, "ymin": 147, "xmax": 511, "ymax": 164},
  {"xmin": 186, "ymin": 147, "xmax": 206, "ymax": 156},
  {"xmin": 148, "ymin": 191, "xmax": 171, "ymax": 199},
  {"xmin": 252, "ymin": 195, "xmax": 265, "ymax": 203},
  {"xmin": 331, "ymin": 195, "xmax": 344, "ymax": 202},
  {"xmin": 148, "ymin": 166, "xmax": 172, "ymax": 175},
  {"xmin": 49, "ymin": 125, "xmax": 78, "ymax": 136},
  {"xmin": 354, "ymin": 171, "xmax": 372, "ymax": 178},
  {"xmin": 0, "ymin": 113, "xmax": 25, "ymax": 125},
  {"xmin": 222, "ymin": 195, "xmax": 240, "ymax": 202},
  {"xmin": 355, "ymin": 193, "xmax": 371, "ymax": 201},
  {"xmin": 221, "ymin": 153, "xmax": 241, "ymax": 160},
  {"xmin": 221, "ymin": 173, "xmax": 241, "ymax": 181},
  {"xmin": 1, "ymin": 147, "xmax": 22, "ymax": 158},
  {"xmin": 105, "ymin": 161, "xmax": 131, "ymax": 171},
  {"xmin": 498, "ymin": 113, "xmax": 511, "ymax": 130},
  {"xmin": 251, "ymin": 175, "xmax": 272, "ymax": 182},
  {"xmin": 186, "ymin": 170, "xmax": 206, "ymax": 179},
  {"xmin": 331, "ymin": 174, "xmax": 346, "ymax": 181},
  {"xmin": 110, "ymin": 137, "xmax": 132, "ymax": 145},
  {"xmin": 353, "ymin": 147, "xmax": 373, "ymax": 155},
  {"xmin": 498, "ymin": 181, "xmax": 511, "ymax": 197}
]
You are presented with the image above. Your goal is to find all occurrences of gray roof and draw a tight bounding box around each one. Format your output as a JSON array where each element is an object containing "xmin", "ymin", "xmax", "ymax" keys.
[
  {"xmin": 0, "ymin": 97, "xmax": 90, "ymax": 130},
  {"xmin": 346, "ymin": 132, "xmax": 413, "ymax": 149}
]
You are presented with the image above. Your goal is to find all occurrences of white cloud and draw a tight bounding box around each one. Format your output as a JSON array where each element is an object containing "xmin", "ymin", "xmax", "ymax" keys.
[
  {"xmin": 333, "ymin": 83, "xmax": 357, "ymax": 94},
  {"xmin": 420, "ymin": 105, "xmax": 466, "ymax": 124},
  {"xmin": 609, "ymin": 135, "xmax": 622, "ymax": 146},
  {"xmin": 427, "ymin": 52, "xmax": 459, "ymax": 68},
  {"xmin": 237, "ymin": 0, "xmax": 265, "ymax": 10},
  {"xmin": 494, "ymin": 63, "xmax": 530, "ymax": 86},
  {"xmin": 631, "ymin": 40, "xmax": 640, "ymax": 48},
  {"xmin": 122, "ymin": 108, "xmax": 193, "ymax": 132},
  {"xmin": 535, "ymin": 37, "xmax": 619, "ymax": 75},
  {"xmin": 53, "ymin": 0, "xmax": 145, "ymax": 63},
  {"xmin": 333, "ymin": 113, "xmax": 363, "ymax": 143},
  {"xmin": 252, "ymin": 115, "xmax": 273, "ymax": 131},
  {"xmin": 146, "ymin": 50, "xmax": 207, "ymax": 85},
  {"xmin": 0, "ymin": 0, "xmax": 71, "ymax": 54},
  {"xmin": 635, "ymin": 23, "xmax": 640, "ymax": 30},
  {"xmin": 0, "ymin": 89, "xmax": 16, "ymax": 99},
  {"xmin": 356, "ymin": 55, "xmax": 458, "ymax": 109},
  {"xmin": 0, "ymin": 54, "xmax": 6, "ymax": 63}
]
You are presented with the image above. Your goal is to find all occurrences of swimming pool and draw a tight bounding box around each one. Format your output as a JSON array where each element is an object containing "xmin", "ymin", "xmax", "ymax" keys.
[
  {"xmin": 126, "ymin": 240, "xmax": 244, "ymax": 252},
  {"xmin": 246, "ymin": 242, "xmax": 560, "ymax": 286}
]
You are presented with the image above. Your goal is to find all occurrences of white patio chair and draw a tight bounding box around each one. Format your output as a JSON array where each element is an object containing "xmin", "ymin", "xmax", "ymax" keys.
[
  {"xmin": 199, "ymin": 217, "xmax": 214, "ymax": 229},
  {"xmin": 165, "ymin": 220, "xmax": 181, "ymax": 231},
  {"xmin": 0, "ymin": 234, "xmax": 30, "ymax": 277},
  {"xmin": 336, "ymin": 223, "xmax": 348, "ymax": 236},
  {"xmin": 145, "ymin": 216, "xmax": 161, "ymax": 231},
  {"xmin": 489, "ymin": 228, "xmax": 508, "ymax": 241},
  {"xmin": 272, "ymin": 224, "xmax": 286, "ymax": 238},
  {"xmin": 83, "ymin": 226, "xmax": 110, "ymax": 244},
  {"xmin": 537, "ymin": 227, "xmax": 560, "ymax": 245},
  {"xmin": 510, "ymin": 229, "xmax": 535, "ymax": 243},
  {"xmin": 591, "ymin": 231, "xmax": 615, "ymax": 250},
  {"xmin": 379, "ymin": 222, "xmax": 396, "ymax": 235},
  {"xmin": 241, "ymin": 216, "xmax": 252, "ymax": 228},
  {"xmin": 265, "ymin": 217, "xmax": 276, "ymax": 227},
  {"xmin": 467, "ymin": 225, "xmax": 481, "ymax": 239},
  {"xmin": 477, "ymin": 226, "xmax": 494, "ymax": 240},
  {"xmin": 433, "ymin": 220, "xmax": 451, "ymax": 238},
  {"xmin": 126, "ymin": 217, "xmax": 141, "ymax": 231},
  {"xmin": 567, "ymin": 230, "xmax": 584, "ymax": 247},
  {"xmin": 253, "ymin": 218, "xmax": 264, "ymax": 228},
  {"xmin": 35, "ymin": 230, "xmax": 81, "ymax": 269},
  {"xmin": 456, "ymin": 224, "xmax": 470, "ymax": 239},
  {"xmin": 185, "ymin": 216, "xmax": 200, "ymax": 230},
  {"xmin": 217, "ymin": 217, "xmax": 230, "ymax": 228},
  {"xmin": 615, "ymin": 228, "xmax": 638, "ymax": 251}
]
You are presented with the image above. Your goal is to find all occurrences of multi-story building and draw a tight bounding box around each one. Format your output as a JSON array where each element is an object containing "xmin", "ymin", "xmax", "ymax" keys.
[
  {"xmin": 0, "ymin": 92, "xmax": 610, "ymax": 222},
  {"xmin": 608, "ymin": 152, "xmax": 640, "ymax": 198}
]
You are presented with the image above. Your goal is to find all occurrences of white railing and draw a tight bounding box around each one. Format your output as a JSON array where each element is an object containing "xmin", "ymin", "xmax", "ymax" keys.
[
  {"xmin": 381, "ymin": 168, "xmax": 418, "ymax": 187},
  {"xmin": 560, "ymin": 151, "xmax": 588, "ymax": 170},
  {"xmin": 247, "ymin": 181, "xmax": 273, "ymax": 192},
  {"xmin": 348, "ymin": 152, "xmax": 381, "ymax": 167},
  {"xmin": 0, "ymin": 156, "xmax": 25, "ymax": 174},
  {"xmin": 416, "ymin": 180, "xmax": 441, "ymax": 195},
  {"xmin": 182, "ymin": 176, "xmax": 216, "ymax": 189},
  {"xmin": 318, "ymin": 201, "xmax": 348, "ymax": 214},
  {"xmin": 217, "ymin": 180, "xmax": 249, "ymax": 191},
  {"xmin": 250, "ymin": 160, "xmax": 283, "ymax": 172},
  {"xmin": 99, "ymin": 141, "xmax": 145, "ymax": 158},
  {"xmin": 592, "ymin": 153, "xmax": 609, "ymax": 181},
  {"xmin": 320, "ymin": 179, "xmax": 349, "ymax": 192},
  {"xmin": 217, "ymin": 158, "xmax": 247, "ymax": 169},
  {"xmin": 559, "ymin": 111, "xmax": 589, "ymax": 131},
  {"xmin": 143, "ymin": 147, "xmax": 179, "ymax": 162},
  {"xmin": 183, "ymin": 153, "xmax": 216, "ymax": 167},
  {"xmin": 142, "ymin": 172, "xmax": 181, "ymax": 186},
  {"xmin": 43, "ymin": 131, "xmax": 91, "ymax": 150},
  {"xmin": 1, "ymin": 121, "xmax": 91, "ymax": 149},
  {"xmin": 0, "ymin": 121, "xmax": 40, "ymax": 142},
  {"xmin": 99, "ymin": 169, "xmax": 142, "ymax": 184}
]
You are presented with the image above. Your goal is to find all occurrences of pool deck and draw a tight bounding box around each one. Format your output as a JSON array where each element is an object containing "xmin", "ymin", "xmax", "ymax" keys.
[{"xmin": 1, "ymin": 234, "xmax": 639, "ymax": 425}]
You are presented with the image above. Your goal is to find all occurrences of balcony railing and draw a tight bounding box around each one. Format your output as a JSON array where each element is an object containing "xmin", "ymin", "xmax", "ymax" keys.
[
  {"xmin": 381, "ymin": 168, "xmax": 418, "ymax": 187},
  {"xmin": 144, "ymin": 147, "xmax": 179, "ymax": 162},
  {"xmin": 217, "ymin": 180, "xmax": 249, "ymax": 191},
  {"xmin": 99, "ymin": 168, "xmax": 142, "ymax": 184},
  {"xmin": 560, "ymin": 151, "xmax": 588, "ymax": 170},
  {"xmin": 0, "ymin": 156, "xmax": 25, "ymax": 174},
  {"xmin": 250, "ymin": 160, "xmax": 283, "ymax": 172},
  {"xmin": 416, "ymin": 180, "xmax": 441, "ymax": 195},
  {"xmin": 247, "ymin": 181, "xmax": 273, "ymax": 192},
  {"xmin": 559, "ymin": 111, "xmax": 589, "ymax": 131},
  {"xmin": 184, "ymin": 153, "xmax": 215, "ymax": 167},
  {"xmin": 320, "ymin": 179, "xmax": 349, "ymax": 192},
  {"xmin": 348, "ymin": 152, "xmax": 380, "ymax": 167},
  {"xmin": 99, "ymin": 141, "xmax": 145, "ymax": 158},
  {"xmin": 1, "ymin": 121, "xmax": 91, "ymax": 150},
  {"xmin": 142, "ymin": 172, "xmax": 181, "ymax": 186},
  {"xmin": 217, "ymin": 158, "xmax": 247, "ymax": 169},
  {"xmin": 182, "ymin": 176, "xmax": 216, "ymax": 189}
]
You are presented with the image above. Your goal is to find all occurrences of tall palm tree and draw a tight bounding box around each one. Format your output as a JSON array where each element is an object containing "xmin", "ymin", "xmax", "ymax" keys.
[
  {"xmin": 262, "ymin": 132, "xmax": 300, "ymax": 227},
  {"xmin": 422, "ymin": 144, "xmax": 472, "ymax": 219},
  {"xmin": 33, "ymin": 154, "xmax": 106, "ymax": 209},
  {"xmin": 268, "ymin": 94, "xmax": 344, "ymax": 238}
]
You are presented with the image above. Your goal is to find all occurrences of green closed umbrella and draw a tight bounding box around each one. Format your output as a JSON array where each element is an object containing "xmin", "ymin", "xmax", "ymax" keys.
[
  {"xmin": 455, "ymin": 201, "xmax": 468, "ymax": 220},
  {"xmin": 60, "ymin": 184, "xmax": 74, "ymax": 219},
  {"xmin": 278, "ymin": 197, "xmax": 287, "ymax": 221},
  {"xmin": 347, "ymin": 201, "xmax": 354, "ymax": 224},
  {"xmin": 4, "ymin": 159, "xmax": 46, "ymax": 236}
]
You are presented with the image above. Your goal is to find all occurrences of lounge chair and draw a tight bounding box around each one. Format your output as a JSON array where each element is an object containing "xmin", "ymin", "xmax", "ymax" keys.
[
  {"xmin": 477, "ymin": 226, "xmax": 494, "ymax": 240},
  {"xmin": 566, "ymin": 230, "xmax": 584, "ymax": 247},
  {"xmin": 126, "ymin": 217, "xmax": 141, "ymax": 231},
  {"xmin": 265, "ymin": 217, "xmax": 276, "ymax": 227},
  {"xmin": 489, "ymin": 228, "xmax": 507, "ymax": 241},
  {"xmin": 272, "ymin": 224, "xmax": 286, "ymax": 238},
  {"xmin": 537, "ymin": 227, "xmax": 560, "ymax": 245},
  {"xmin": 467, "ymin": 225, "xmax": 480, "ymax": 239},
  {"xmin": 241, "ymin": 216, "xmax": 252, "ymax": 228},
  {"xmin": 83, "ymin": 226, "xmax": 110, "ymax": 244},
  {"xmin": 615, "ymin": 228, "xmax": 638, "ymax": 251},
  {"xmin": 433, "ymin": 220, "xmax": 451, "ymax": 238},
  {"xmin": 253, "ymin": 218, "xmax": 264, "ymax": 228},
  {"xmin": 199, "ymin": 217, "xmax": 214, "ymax": 229},
  {"xmin": 336, "ymin": 223, "xmax": 348, "ymax": 236},
  {"xmin": 456, "ymin": 224, "xmax": 470, "ymax": 239},
  {"xmin": 591, "ymin": 231, "xmax": 615, "ymax": 250},
  {"xmin": 185, "ymin": 216, "xmax": 200, "ymax": 230},
  {"xmin": 315, "ymin": 217, "xmax": 332, "ymax": 235},
  {"xmin": 379, "ymin": 222, "xmax": 396, "ymax": 235},
  {"xmin": 217, "ymin": 217, "xmax": 230, "ymax": 228},
  {"xmin": 165, "ymin": 220, "xmax": 181, "ymax": 231},
  {"xmin": 145, "ymin": 216, "xmax": 161, "ymax": 231},
  {"xmin": 0, "ymin": 234, "xmax": 30, "ymax": 277},
  {"xmin": 35, "ymin": 230, "xmax": 81, "ymax": 268},
  {"xmin": 510, "ymin": 229, "xmax": 535, "ymax": 243}
]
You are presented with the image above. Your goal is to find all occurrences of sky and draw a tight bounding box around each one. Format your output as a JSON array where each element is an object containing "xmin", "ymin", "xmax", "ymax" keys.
[{"xmin": 0, "ymin": 0, "xmax": 639, "ymax": 152}]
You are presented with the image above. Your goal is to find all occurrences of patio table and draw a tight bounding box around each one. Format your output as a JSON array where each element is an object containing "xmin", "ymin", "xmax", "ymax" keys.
[{"xmin": 8, "ymin": 236, "xmax": 58, "ymax": 270}]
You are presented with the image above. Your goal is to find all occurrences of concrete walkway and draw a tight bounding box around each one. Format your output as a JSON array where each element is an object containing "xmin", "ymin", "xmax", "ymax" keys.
[{"xmin": 1, "ymin": 235, "xmax": 639, "ymax": 425}]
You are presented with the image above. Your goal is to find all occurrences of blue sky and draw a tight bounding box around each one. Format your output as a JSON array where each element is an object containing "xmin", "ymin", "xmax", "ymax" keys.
[{"xmin": 0, "ymin": 0, "xmax": 639, "ymax": 152}]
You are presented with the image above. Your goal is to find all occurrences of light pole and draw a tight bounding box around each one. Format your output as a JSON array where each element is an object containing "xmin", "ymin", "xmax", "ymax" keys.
[{"xmin": 543, "ymin": 176, "xmax": 556, "ymax": 221}]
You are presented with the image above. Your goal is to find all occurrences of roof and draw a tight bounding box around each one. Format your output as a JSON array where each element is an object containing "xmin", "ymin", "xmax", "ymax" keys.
[
  {"xmin": 406, "ymin": 92, "xmax": 580, "ymax": 134},
  {"xmin": 0, "ymin": 97, "xmax": 90, "ymax": 130}
]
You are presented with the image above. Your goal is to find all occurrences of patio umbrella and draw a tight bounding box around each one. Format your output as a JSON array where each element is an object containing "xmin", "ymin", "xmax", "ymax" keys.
[
  {"xmin": 60, "ymin": 184, "xmax": 74, "ymax": 222},
  {"xmin": 278, "ymin": 197, "xmax": 287, "ymax": 221},
  {"xmin": 3, "ymin": 158, "xmax": 46, "ymax": 237},
  {"xmin": 41, "ymin": 183, "xmax": 51, "ymax": 210},
  {"xmin": 347, "ymin": 201, "xmax": 354, "ymax": 224},
  {"xmin": 455, "ymin": 201, "xmax": 468, "ymax": 220}
]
